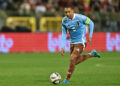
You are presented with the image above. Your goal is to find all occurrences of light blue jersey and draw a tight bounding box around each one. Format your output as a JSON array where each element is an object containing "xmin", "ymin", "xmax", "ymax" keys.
[{"xmin": 61, "ymin": 13, "xmax": 94, "ymax": 48}]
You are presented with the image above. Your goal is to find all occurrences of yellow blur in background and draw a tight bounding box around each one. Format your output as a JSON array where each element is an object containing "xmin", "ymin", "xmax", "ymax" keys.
[
  {"xmin": 6, "ymin": 17, "xmax": 36, "ymax": 32},
  {"xmin": 6, "ymin": 17, "xmax": 62, "ymax": 32}
]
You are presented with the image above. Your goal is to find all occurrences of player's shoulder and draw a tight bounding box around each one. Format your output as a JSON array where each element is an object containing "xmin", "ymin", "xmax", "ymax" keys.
[
  {"xmin": 62, "ymin": 16, "xmax": 68, "ymax": 24},
  {"xmin": 75, "ymin": 13, "xmax": 88, "ymax": 21},
  {"xmin": 75, "ymin": 13, "xmax": 86, "ymax": 18}
]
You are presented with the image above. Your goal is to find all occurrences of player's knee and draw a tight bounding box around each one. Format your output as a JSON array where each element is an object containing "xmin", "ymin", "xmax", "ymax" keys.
[
  {"xmin": 70, "ymin": 54, "xmax": 77, "ymax": 63},
  {"xmin": 71, "ymin": 54, "xmax": 78, "ymax": 58},
  {"xmin": 70, "ymin": 57, "xmax": 74, "ymax": 62},
  {"xmin": 70, "ymin": 58, "xmax": 75, "ymax": 65}
]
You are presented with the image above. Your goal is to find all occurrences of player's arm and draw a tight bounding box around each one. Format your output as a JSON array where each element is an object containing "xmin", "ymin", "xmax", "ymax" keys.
[
  {"xmin": 81, "ymin": 15, "xmax": 94, "ymax": 46},
  {"xmin": 61, "ymin": 23, "xmax": 67, "ymax": 56},
  {"xmin": 85, "ymin": 17, "xmax": 94, "ymax": 46},
  {"xmin": 85, "ymin": 17, "xmax": 94, "ymax": 38}
]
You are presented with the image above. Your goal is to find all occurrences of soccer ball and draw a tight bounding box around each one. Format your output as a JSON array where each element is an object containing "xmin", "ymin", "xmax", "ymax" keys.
[{"xmin": 50, "ymin": 72, "xmax": 61, "ymax": 84}]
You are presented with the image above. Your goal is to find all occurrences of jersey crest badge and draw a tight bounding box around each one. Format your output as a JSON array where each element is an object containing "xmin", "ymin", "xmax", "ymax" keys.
[{"xmin": 76, "ymin": 22, "xmax": 79, "ymax": 26}]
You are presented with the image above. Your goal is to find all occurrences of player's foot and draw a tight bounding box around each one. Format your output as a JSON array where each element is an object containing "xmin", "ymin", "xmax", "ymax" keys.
[
  {"xmin": 62, "ymin": 79, "xmax": 69, "ymax": 84},
  {"xmin": 90, "ymin": 50, "xmax": 100, "ymax": 58}
]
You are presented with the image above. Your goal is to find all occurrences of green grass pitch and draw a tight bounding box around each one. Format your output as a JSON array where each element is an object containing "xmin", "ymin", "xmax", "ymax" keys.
[{"xmin": 0, "ymin": 52, "xmax": 120, "ymax": 86}]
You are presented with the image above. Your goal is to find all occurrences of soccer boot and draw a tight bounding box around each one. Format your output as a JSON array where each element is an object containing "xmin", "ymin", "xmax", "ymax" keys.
[
  {"xmin": 62, "ymin": 79, "xmax": 69, "ymax": 84},
  {"xmin": 90, "ymin": 50, "xmax": 101, "ymax": 58}
]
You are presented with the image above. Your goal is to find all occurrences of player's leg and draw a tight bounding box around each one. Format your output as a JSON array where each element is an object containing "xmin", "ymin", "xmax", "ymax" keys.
[
  {"xmin": 65, "ymin": 44, "xmax": 75, "ymax": 81},
  {"xmin": 62, "ymin": 44, "xmax": 74, "ymax": 83},
  {"xmin": 73, "ymin": 43, "xmax": 92, "ymax": 65},
  {"xmin": 66, "ymin": 44, "xmax": 74, "ymax": 80},
  {"xmin": 76, "ymin": 43, "xmax": 100, "ymax": 65},
  {"xmin": 76, "ymin": 54, "xmax": 92, "ymax": 65},
  {"xmin": 63, "ymin": 44, "xmax": 81, "ymax": 83},
  {"xmin": 76, "ymin": 50, "xmax": 100, "ymax": 65},
  {"xmin": 70, "ymin": 44, "xmax": 74, "ymax": 55}
]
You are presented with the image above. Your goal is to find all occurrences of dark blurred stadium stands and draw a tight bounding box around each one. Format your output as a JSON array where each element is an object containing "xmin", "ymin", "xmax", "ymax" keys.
[{"xmin": 0, "ymin": 0, "xmax": 120, "ymax": 32}]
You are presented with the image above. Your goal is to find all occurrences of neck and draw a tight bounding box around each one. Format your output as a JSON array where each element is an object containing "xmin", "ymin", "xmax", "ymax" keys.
[{"xmin": 69, "ymin": 13, "xmax": 74, "ymax": 19}]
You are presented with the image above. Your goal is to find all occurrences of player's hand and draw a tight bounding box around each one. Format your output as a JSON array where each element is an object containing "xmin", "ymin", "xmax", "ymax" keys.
[
  {"xmin": 61, "ymin": 48, "xmax": 65, "ymax": 56},
  {"xmin": 88, "ymin": 37, "xmax": 92, "ymax": 46}
]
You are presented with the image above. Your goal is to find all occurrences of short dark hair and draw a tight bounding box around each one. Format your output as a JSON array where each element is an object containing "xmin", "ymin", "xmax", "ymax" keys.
[{"xmin": 64, "ymin": 6, "xmax": 74, "ymax": 10}]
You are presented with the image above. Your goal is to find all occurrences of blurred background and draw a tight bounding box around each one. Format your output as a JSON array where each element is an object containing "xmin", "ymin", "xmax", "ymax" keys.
[
  {"xmin": 0, "ymin": 1, "xmax": 120, "ymax": 85},
  {"xmin": 0, "ymin": 0, "xmax": 120, "ymax": 32}
]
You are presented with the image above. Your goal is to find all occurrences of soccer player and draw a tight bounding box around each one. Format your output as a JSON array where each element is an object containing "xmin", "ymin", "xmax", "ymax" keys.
[{"xmin": 61, "ymin": 7, "xmax": 101, "ymax": 84}]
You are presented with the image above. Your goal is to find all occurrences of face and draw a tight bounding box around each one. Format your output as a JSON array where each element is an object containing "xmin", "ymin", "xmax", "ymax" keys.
[{"xmin": 64, "ymin": 8, "xmax": 74, "ymax": 19}]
